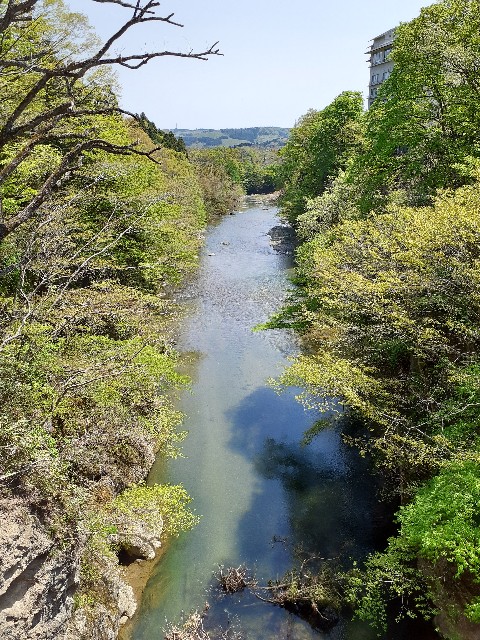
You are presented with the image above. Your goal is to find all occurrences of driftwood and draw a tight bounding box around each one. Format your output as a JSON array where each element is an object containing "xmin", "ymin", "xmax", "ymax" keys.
[
  {"xmin": 215, "ymin": 557, "xmax": 342, "ymax": 632},
  {"xmin": 163, "ymin": 555, "xmax": 344, "ymax": 640},
  {"xmin": 217, "ymin": 565, "xmax": 252, "ymax": 594}
]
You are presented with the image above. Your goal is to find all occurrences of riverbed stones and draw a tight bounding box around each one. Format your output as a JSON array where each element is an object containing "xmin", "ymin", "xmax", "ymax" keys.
[{"xmin": 267, "ymin": 225, "xmax": 296, "ymax": 254}]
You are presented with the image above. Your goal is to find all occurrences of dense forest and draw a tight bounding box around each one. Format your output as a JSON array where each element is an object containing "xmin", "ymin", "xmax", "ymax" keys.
[
  {"xmin": 269, "ymin": 1, "xmax": 480, "ymax": 637},
  {"xmin": 0, "ymin": 2, "xmax": 275, "ymax": 638}
]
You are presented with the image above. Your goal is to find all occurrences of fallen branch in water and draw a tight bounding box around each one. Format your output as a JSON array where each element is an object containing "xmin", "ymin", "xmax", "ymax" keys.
[
  {"xmin": 215, "ymin": 556, "xmax": 343, "ymax": 632},
  {"xmin": 217, "ymin": 564, "xmax": 253, "ymax": 594}
]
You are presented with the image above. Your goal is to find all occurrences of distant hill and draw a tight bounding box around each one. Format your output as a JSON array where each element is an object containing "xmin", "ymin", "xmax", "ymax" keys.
[{"xmin": 171, "ymin": 127, "xmax": 290, "ymax": 149}]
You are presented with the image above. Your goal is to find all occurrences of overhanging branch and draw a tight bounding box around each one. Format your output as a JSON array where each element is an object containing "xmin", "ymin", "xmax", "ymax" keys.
[{"xmin": 0, "ymin": 138, "xmax": 164, "ymax": 240}]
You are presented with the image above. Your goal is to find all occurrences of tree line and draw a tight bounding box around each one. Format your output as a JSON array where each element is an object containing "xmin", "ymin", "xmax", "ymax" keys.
[{"xmin": 270, "ymin": 1, "xmax": 480, "ymax": 637}]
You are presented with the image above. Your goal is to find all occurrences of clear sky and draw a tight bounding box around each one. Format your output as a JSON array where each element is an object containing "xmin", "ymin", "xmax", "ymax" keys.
[{"xmin": 66, "ymin": 0, "xmax": 430, "ymax": 130}]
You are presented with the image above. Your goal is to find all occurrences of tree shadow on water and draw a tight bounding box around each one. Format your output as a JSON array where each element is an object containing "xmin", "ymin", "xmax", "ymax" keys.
[
  {"xmin": 215, "ymin": 386, "xmax": 440, "ymax": 640},
  {"xmin": 224, "ymin": 386, "xmax": 379, "ymax": 570}
]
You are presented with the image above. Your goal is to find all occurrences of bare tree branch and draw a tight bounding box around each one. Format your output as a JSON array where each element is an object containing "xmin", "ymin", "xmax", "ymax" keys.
[
  {"xmin": 0, "ymin": 0, "xmax": 36, "ymax": 33},
  {"xmin": 91, "ymin": 0, "xmax": 156, "ymax": 13},
  {"xmin": 0, "ymin": 0, "xmax": 221, "ymax": 240},
  {"xmin": 0, "ymin": 138, "xmax": 163, "ymax": 240}
]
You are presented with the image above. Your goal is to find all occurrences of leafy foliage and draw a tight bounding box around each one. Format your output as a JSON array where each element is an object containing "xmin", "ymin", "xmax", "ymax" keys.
[
  {"xmin": 189, "ymin": 146, "xmax": 279, "ymax": 216},
  {"xmin": 111, "ymin": 483, "xmax": 199, "ymax": 538},
  {"xmin": 273, "ymin": 1, "xmax": 480, "ymax": 632},
  {"xmin": 0, "ymin": 0, "xmax": 226, "ymax": 626},
  {"xmin": 347, "ymin": 461, "xmax": 480, "ymax": 631},
  {"xmin": 345, "ymin": 538, "xmax": 434, "ymax": 633},
  {"xmin": 137, "ymin": 112, "xmax": 187, "ymax": 154},
  {"xmin": 399, "ymin": 462, "xmax": 480, "ymax": 579},
  {"xmin": 277, "ymin": 180, "xmax": 480, "ymax": 481},
  {"xmin": 352, "ymin": 0, "xmax": 480, "ymax": 213},
  {"xmin": 190, "ymin": 148, "xmax": 244, "ymax": 216},
  {"xmin": 278, "ymin": 91, "xmax": 364, "ymax": 223}
]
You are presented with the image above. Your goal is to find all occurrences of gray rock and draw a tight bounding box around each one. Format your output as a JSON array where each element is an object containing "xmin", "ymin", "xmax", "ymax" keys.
[
  {"xmin": 65, "ymin": 561, "xmax": 137, "ymax": 640},
  {"xmin": 110, "ymin": 518, "xmax": 163, "ymax": 562},
  {"xmin": 0, "ymin": 498, "xmax": 79, "ymax": 640}
]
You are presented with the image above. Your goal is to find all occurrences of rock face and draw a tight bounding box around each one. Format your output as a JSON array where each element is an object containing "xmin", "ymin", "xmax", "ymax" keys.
[
  {"xmin": 65, "ymin": 516, "xmax": 165, "ymax": 640},
  {"xmin": 65, "ymin": 573, "xmax": 136, "ymax": 640},
  {"xmin": 110, "ymin": 518, "xmax": 163, "ymax": 563},
  {"xmin": 0, "ymin": 495, "xmax": 164, "ymax": 640},
  {"xmin": 0, "ymin": 498, "xmax": 78, "ymax": 640}
]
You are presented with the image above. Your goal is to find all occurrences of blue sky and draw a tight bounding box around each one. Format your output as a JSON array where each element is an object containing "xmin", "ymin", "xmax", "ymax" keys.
[{"xmin": 67, "ymin": 0, "xmax": 430, "ymax": 129}]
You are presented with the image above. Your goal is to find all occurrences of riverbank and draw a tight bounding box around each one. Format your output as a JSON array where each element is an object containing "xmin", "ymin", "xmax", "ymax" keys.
[{"xmin": 118, "ymin": 547, "xmax": 167, "ymax": 640}]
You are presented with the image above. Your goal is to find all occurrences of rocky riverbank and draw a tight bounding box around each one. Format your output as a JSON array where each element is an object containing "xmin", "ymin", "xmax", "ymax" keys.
[
  {"xmin": 0, "ymin": 481, "xmax": 168, "ymax": 640},
  {"xmin": 0, "ymin": 498, "xmax": 79, "ymax": 639}
]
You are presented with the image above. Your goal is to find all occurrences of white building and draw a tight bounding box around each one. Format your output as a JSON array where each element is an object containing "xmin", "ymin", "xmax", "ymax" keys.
[{"xmin": 367, "ymin": 29, "xmax": 395, "ymax": 107}]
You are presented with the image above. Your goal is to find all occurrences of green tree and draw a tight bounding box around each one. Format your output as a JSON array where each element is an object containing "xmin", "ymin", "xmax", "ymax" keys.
[
  {"xmin": 348, "ymin": 461, "xmax": 480, "ymax": 632},
  {"xmin": 189, "ymin": 148, "xmax": 244, "ymax": 216},
  {"xmin": 278, "ymin": 91, "xmax": 364, "ymax": 223},
  {"xmin": 137, "ymin": 112, "xmax": 187, "ymax": 154},
  {"xmin": 270, "ymin": 174, "xmax": 480, "ymax": 631},
  {"xmin": 355, "ymin": 0, "xmax": 480, "ymax": 212},
  {"xmin": 273, "ymin": 177, "xmax": 480, "ymax": 472},
  {"xmin": 0, "ymin": 3, "xmax": 218, "ymax": 634},
  {"xmin": 271, "ymin": 3, "xmax": 480, "ymax": 632},
  {"xmin": 0, "ymin": 0, "xmax": 220, "ymax": 240}
]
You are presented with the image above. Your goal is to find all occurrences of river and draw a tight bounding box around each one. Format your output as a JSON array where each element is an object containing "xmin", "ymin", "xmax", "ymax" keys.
[{"xmin": 128, "ymin": 201, "xmax": 438, "ymax": 640}]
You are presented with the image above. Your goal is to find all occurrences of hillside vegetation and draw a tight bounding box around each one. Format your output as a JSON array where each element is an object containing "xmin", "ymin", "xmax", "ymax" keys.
[
  {"xmin": 173, "ymin": 126, "xmax": 290, "ymax": 149},
  {"xmin": 272, "ymin": 1, "xmax": 480, "ymax": 637},
  {"xmin": 0, "ymin": 1, "xmax": 247, "ymax": 637}
]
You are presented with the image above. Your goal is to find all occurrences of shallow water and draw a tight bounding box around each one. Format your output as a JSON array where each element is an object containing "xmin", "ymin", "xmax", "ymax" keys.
[{"xmin": 129, "ymin": 202, "xmax": 438, "ymax": 640}]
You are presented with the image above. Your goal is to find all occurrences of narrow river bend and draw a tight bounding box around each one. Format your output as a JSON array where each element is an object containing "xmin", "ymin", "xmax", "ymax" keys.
[{"xmin": 129, "ymin": 201, "xmax": 437, "ymax": 640}]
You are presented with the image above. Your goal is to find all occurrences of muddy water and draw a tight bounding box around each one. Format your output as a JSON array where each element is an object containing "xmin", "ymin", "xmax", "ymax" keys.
[{"xmin": 129, "ymin": 201, "xmax": 438, "ymax": 640}]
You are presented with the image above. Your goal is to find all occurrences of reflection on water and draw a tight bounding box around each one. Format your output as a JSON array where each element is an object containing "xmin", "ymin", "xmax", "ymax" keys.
[{"xmin": 130, "ymin": 204, "xmax": 438, "ymax": 640}]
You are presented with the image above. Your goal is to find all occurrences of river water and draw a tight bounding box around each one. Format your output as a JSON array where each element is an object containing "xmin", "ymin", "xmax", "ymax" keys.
[{"xmin": 129, "ymin": 202, "xmax": 438, "ymax": 640}]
